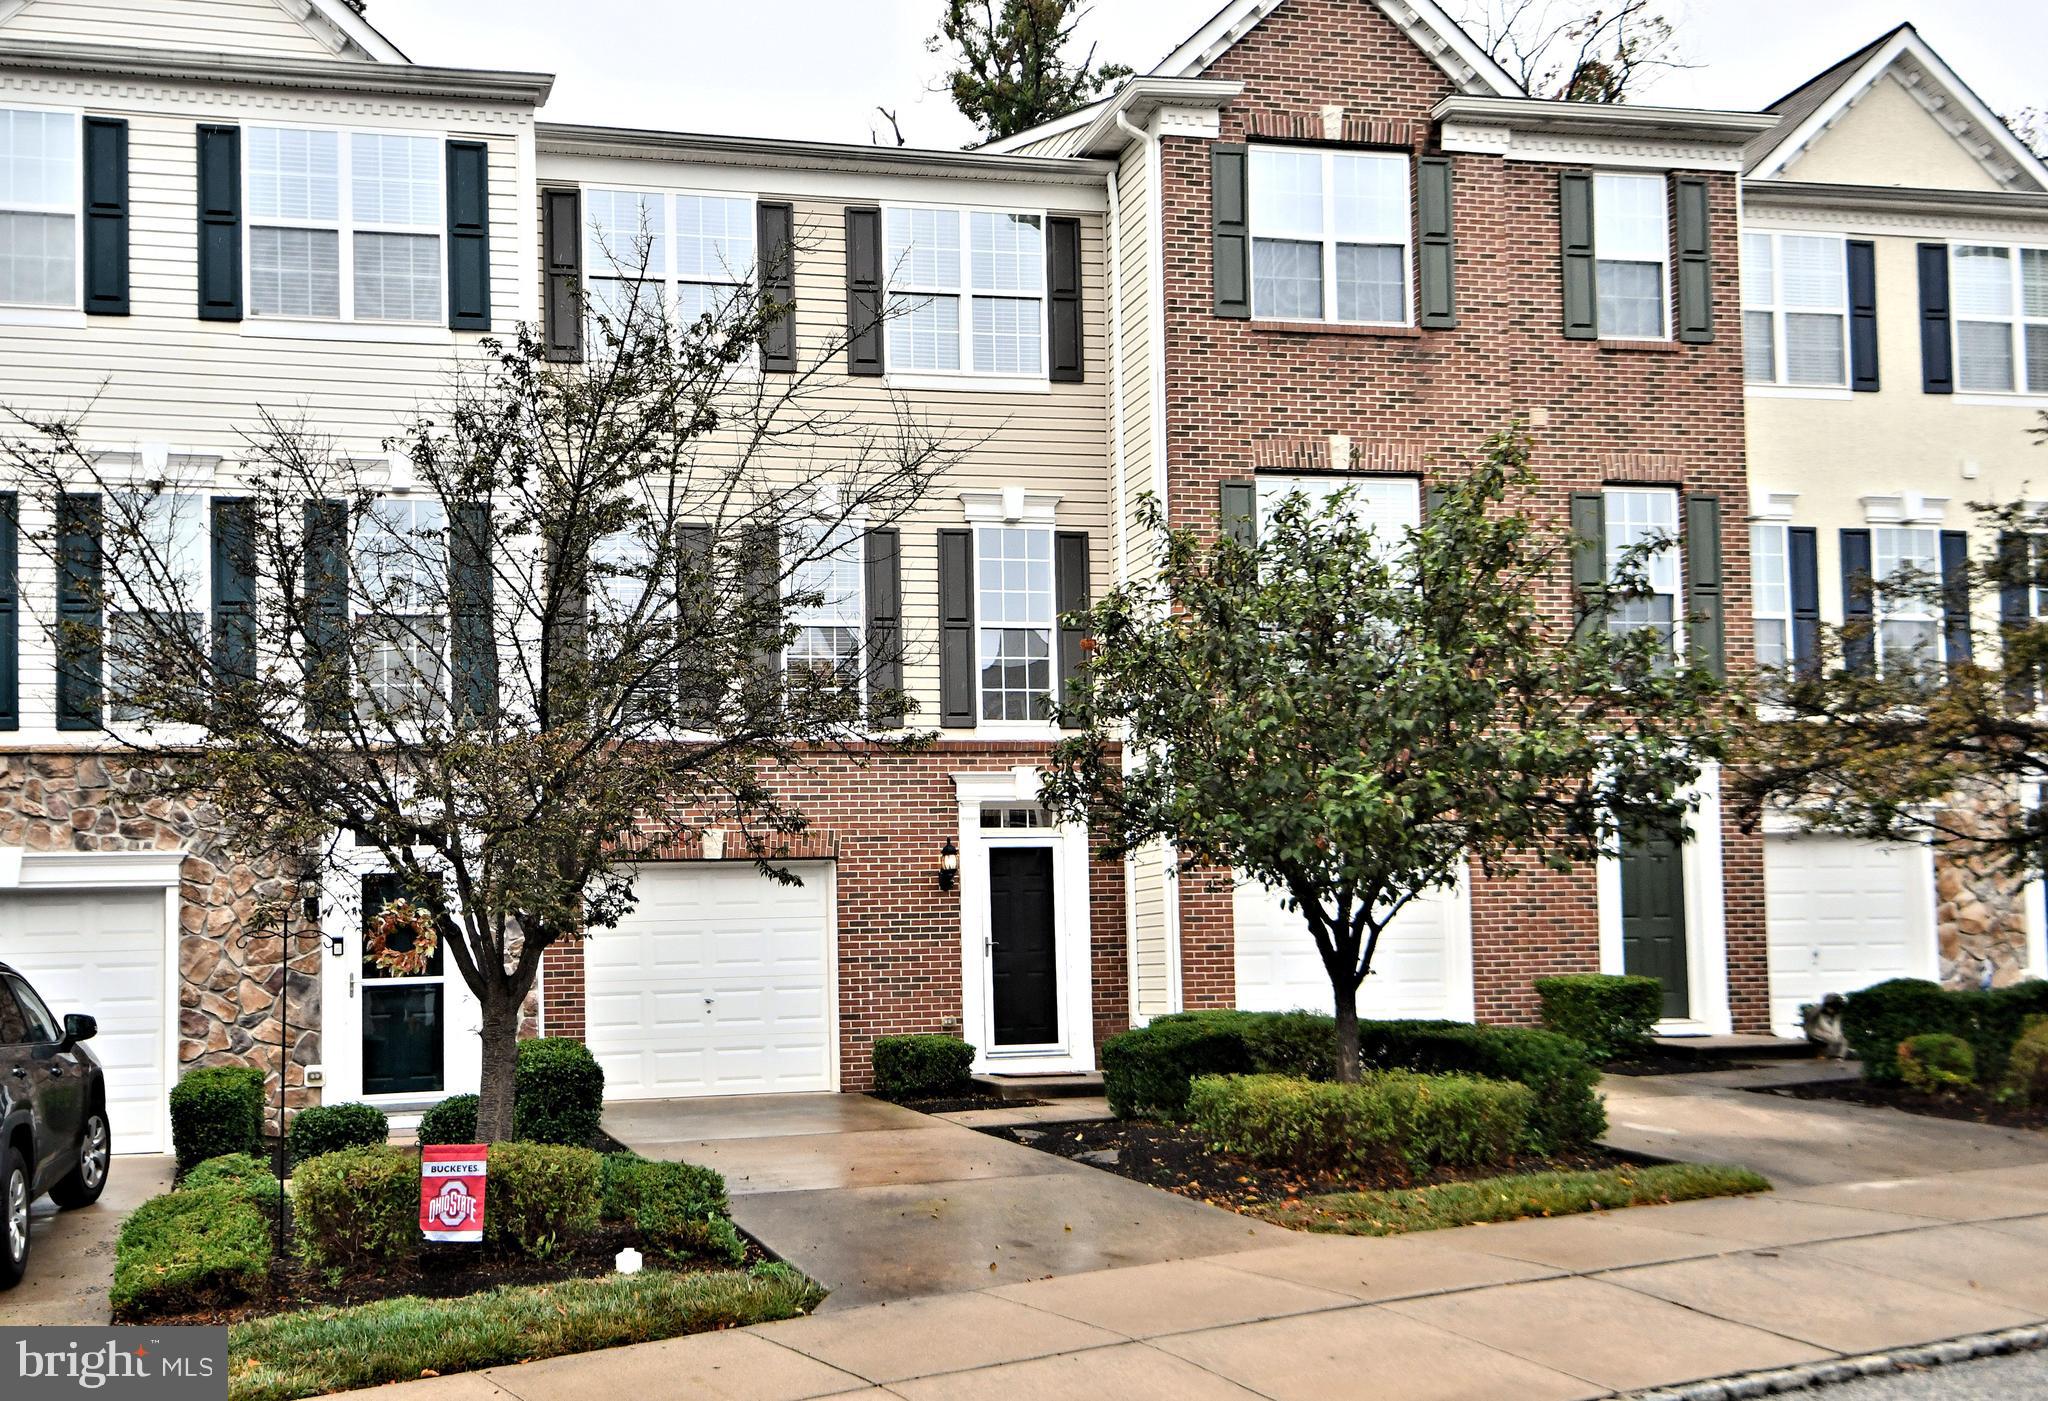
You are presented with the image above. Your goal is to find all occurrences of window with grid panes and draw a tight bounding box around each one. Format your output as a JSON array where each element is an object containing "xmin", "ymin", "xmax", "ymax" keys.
[
  {"xmin": 246, "ymin": 127, "xmax": 443, "ymax": 322},
  {"xmin": 108, "ymin": 492, "xmax": 208, "ymax": 724},
  {"xmin": 1594, "ymin": 173, "xmax": 1668, "ymax": 339},
  {"xmin": 0, "ymin": 107, "xmax": 77, "ymax": 307},
  {"xmin": 884, "ymin": 206, "xmax": 1045, "ymax": 375},
  {"xmin": 1952, "ymin": 244, "xmax": 2048, "ymax": 394},
  {"xmin": 976, "ymin": 525, "xmax": 1055, "ymax": 721},
  {"xmin": 1742, "ymin": 232, "xmax": 1847, "ymax": 385},
  {"xmin": 784, "ymin": 518, "xmax": 863, "ymax": 689},
  {"xmin": 583, "ymin": 188, "xmax": 756, "ymax": 341},
  {"xmin": 1871, "ymin": 526, "xmax": 1942, "ymax": 674},
  {"xmin": 1750, "ymin": 522, "xmax": 1792, "ymax": 677},
  {"xmin": 1248, "ymin": 146, "xmax": 1410, "ymax": 324},
  {"xmin": 1603, "ymin": 487, "xmax": 1680, "ymax": 657},
  {"xmin": 356, "ymin": 497, "xmax": 447, "ymax": 722}
]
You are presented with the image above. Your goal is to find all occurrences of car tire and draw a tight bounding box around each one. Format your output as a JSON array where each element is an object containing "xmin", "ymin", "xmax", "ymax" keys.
[
  {"xmin": 50, "ymin": 1107, "xmax": 110, "ymax": 1210},
  {"xmin": 1, "ymin": 1144, "xmax": 29, "ymax": 1289}
]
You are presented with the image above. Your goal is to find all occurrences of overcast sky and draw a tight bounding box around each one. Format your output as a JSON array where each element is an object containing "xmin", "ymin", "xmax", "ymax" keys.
[{"xmin": 368, "ymin": 1, "xmax": 2045, "ymax": 149}]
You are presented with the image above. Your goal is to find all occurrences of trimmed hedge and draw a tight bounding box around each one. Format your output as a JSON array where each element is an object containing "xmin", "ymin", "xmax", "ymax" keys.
[
  {"xmin": 111, "ymin": 1184, "xmax": 271, "ymax": 1320},
  {"xmin": 1188, "ymin": 1072, "xmax": 1534, "ymax": 1178},
  {"xmin": 872, "ymin": 1035, "xmax": 976, "ymax": 1099},
  {"xmin": 484, "ymin": 1143, "xmax": 603, "ymax": 1258},
  {"xmin": 292, "ymin": 1145, "xmax": 421, "ymax": 1273},
  {"xmin": 2005, "ymin": 1018, "xmax": 2048, "ymax": 1106},
  {"xmin": 1534, "ymin": 974, "xmax": 1663, "ymax": 1061},
  {"xmin": 287, "ymin": 1102, "xmax": 389, "ymax": 1166},
  {"xmin": 1897, "ymin": 1032, "xmax": 1975, "ymax": 1092},
  {"xmin": 600, "ymin": 1153, "xmax": 744, "ymax": 1265},
  {"xmin": 514, "ymin": 1039, "xmax": 606, "ymax": 1146},
  {"xmin": 1843, "ymin": 978, "xmax": 2048, "ymax": 1084},
  {"xmin": 181, "ymin": 1153, "xmax": 282, "ymax": 1215},
  {"xmin": 169, "ymin": 1065, "xmax": 266, "ymax": 1171},
  {"xmin": 417, "ymin": 1093, "xmax": 479, "ymax": 1147}
]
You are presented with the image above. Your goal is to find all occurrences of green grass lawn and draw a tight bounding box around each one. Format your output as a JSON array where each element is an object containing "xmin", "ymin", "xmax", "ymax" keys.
[
  {"xmin": 1254, "ymin": 1161, "xmax": 1771, "ymax": 1236},
  {"xmin": 226, "ymin": 1264, "xmax": 823, "ymax": 1401}
]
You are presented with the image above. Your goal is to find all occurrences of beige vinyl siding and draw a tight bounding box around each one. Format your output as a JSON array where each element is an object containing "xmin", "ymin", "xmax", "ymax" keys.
[
  {"xmin": 1, "ymin": 0, "xmax": 352, "ymax": 59},
  {"xmin": 1000, "ymin": 124, "xmax": 1094, "ymax": 159}
]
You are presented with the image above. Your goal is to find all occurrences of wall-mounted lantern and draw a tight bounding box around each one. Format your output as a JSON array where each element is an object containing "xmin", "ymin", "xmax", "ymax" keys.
[{"xmin": 938, "ymin": 839, "xmax": 959, "ymax": 892}]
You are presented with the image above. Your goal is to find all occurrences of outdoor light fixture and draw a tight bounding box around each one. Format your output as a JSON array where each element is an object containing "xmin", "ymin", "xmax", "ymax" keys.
[{"xmin": 938, "ymin": 839, "xmax": 959, "ymax": 892}]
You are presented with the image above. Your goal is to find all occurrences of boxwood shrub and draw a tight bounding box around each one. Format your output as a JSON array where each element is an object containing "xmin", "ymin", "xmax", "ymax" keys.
[
  {"xmin": 179, "ymin": 1153, "xmax": 281, "ymax": 1215},
  {"xmin": 292, "ymin": 1145, "xmax": 421, "ymax": 1272},
  {"xmin": 417, "ymin": 1093, "xmax": 479, "ymax": 1146},
  {"xmin": 287, "ymin": 1101, "xmax": 389, "ymax": 1165},
  {"xmin": 168, "ymin": 1065, "xmax": 266, "ymax": 1171},
  {"xmin": 1188, "ymin": 1072, "xmax": 1534, "ymax": 1178},
  {"xmin": 600, "ymin": 1152, "xmax": 743, "ymax": 1265},
  {"xmin": 2005, "ymin": 1017, "xmax": 2048, "ymax": 1106},
  {"xmin": 110, "ymin": 1184, "xmax": 271, "ymax": 1320},
  {"xmin": 1534, "ymin": 974, "xmax": 1663, "ymax": 1061},
  {"xmin": 485, "ymin": 1142, "xmax": 603, "ymax": 1258},
  {"xmin": 872, "ymin": 1035, "xmax": 976, "ymax": 1099},
  {"xmin": 1843, "ymin": 978, "xmax": 2048, "ymax": 1084},
  {"xmin": 1897, "ymin": 1032, "xmax": 1976, "ymax": 1092},
  {"xmin": 513, "ymin": 1038, "xmax": 606, "ymax": 1146}
]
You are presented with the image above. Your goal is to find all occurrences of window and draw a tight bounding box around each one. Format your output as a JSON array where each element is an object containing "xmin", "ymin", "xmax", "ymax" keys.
[
  {"xmin": 1750, "ymin": 522, "xmax": 1792, "ymax": 674},
  {"xmin": 1604, "ymin": 487, "xmax": 1680, "ymax": 654},
  {"xmin": 584, "ymin": 188, "xmax": 755, "ymax": 336},
  {"xmin": 784, "ymin": 519, "xmax": 863, "ymax": 689},
  {"xmin": 246, "ymin": 126, "xmax": 442, "ymax": 322},
  {"xmin": 1872, "ymin": 526, "xmax": 1942, "ymax": 673},
  {"xmin": 108, "ymin": 492, "xmax": 208, "ymax": 724},
  {"xmin": 1952, "ymin": 244, "xmax": 2048, "ymax": 394},
  {"xmin": 1594, "ymin": 173, "xmax": 1668, "ymax": 339},
  {"xmin": 1248, "ymin": 147, "xmax": 1410, "ymax": 324},
  {"xmin": 356, "ymin": 497, "xmax": 447, "ymax": 722},
  {"xmin": 1742, "ymin": 232, "xmax": 1847, "ymax": 386},
  {"xmin": 884, "ymin": 206, "xmax": 1045, "ymax": 375},
  {"xmin": 3, "ymin": 974, "xmax": 59, "ymax": 1044},
  {"xmin": 1255, "ymin": 474, "xmax": 1421, "ymax": 562},
  {"xmin": 0, "ymin": 106, "xmax": 77, "ymax": 307},
  {"xmin": 979, "ymin": 804, "xmax": 1048, "ymax": 829},
  {"xmin": 976, "ymin": 525, "xmax": 1054, "ymax": 720}
]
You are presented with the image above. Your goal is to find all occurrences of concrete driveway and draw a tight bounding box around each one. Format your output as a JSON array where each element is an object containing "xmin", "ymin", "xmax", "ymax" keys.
[
  {"xmin": 604, "ymin": 1094, "xmax": 1287, "ymax": 1308},
  {"xmin": 1, "ymin": 1154, "xmax": 173, "ymax": 1325}
]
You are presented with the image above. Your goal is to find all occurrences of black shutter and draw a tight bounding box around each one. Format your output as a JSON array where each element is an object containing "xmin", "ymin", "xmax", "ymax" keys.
[
  {"xmin": 541, "ymin": 187, "xmax": 583, "ymax": 362},
  {"xmin": 451, "ymin": 504, "xmax": 494, "ymax": 723},
  {"xmin": 675, "ymin": 523, "xmax": 717, "ymax": 726},
  {"xmin": 0, "ymin": 494, "xmax": 16, "ymax": 730},
  {"xmin": 1941, "ymin": 529, "xmax": 1972, "ymax": 667},
  {"xmin": 1685, "ymin": 495, "xmax": 1724, "ymax": 678},
  {"xmin": 1425, "ymin": 483, "xmax": 1448, "ymax": 519},
  {"xmin": 444, "ymin": 140, "xmax": 491, "ymax": 331},
  {"xmin": 845, "ymin": 206, "xmax": 884, "ymax": 376},
  {"xmin": 1560, "ymin": 171, "xmax": 1597, "ymax": 340},
  {"xmin": 1054, "ymin": 531, "xmax": 1090, "ymax": 728},
  {"xmin": 1220, "ymin": 480, "xmax": 1257, "ymax": 547},
  {"xmin": 1674, "ymin": 175, "xmax": 1712, "ymax": 344},
  {"xmin": 211, "ymin": 497, "xmax": 255, "ymax": 687},
  {"xmin": 1841, "ymin": 528, "xmax": 1874, "ymax": 674},
  {"xmin": 55, "ymin": 493, "xmax": 102, "ymax": 731},
  {"xmin": 938, "ymin": 527, "xmax": 975, "ymax": 727},
  {"xmin": 1211, "ymin": 143, "xmax": 1250, "ymax": 319},
  {"xmin": 863, "ymin": 527, "xmax": 902, "ymax": 726},
  {"xmin": 1788, "ymin": 526, "xmax": 1820, "ymax": 675},
  {"xmin": 1918, "ymin": 243, "xmax": 1952, "ymax": 394},
  {"xmin": 1570, "ymin": 491, "xmax": 1607, "ymax": 631},
  {"xmin": 82, "ymin": 117, "xmax": 129, "ymax": 316},
  {"xmin": 1848, "ymin": 240, "xmax": 1879, "ymax": 392},
  {"xmin": 1416, "ymin": 156, "xmax": 1456, "ymax": 330},
  {"xmin": 757, "ymin": 201, "xmax": 796, "ymax": 373},
  {"xmin": 196, "ymin": 124, "xmax": 242, "ymax": 322},
  {"xmin": 304, "ymin": 499, "xmax": 349, "ymax": 727},
  {"xmin": 742, "ymin": 525, "xmax": 782, "ymax": 709},
  {"xmin": 1048, "ymin": 215, "xmax": 1084, "ymax": 382},
  {"xmin": 1999, "ymin": 532, "xmax": 2035, "ymax": 706}
]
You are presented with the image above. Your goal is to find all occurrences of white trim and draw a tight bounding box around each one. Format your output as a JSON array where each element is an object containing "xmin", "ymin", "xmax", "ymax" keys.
[
  {"xmin": 291, "ymin": 0, "xmax": 411, "ymax": 63},
  {"xmin": 1597, "ymin": 763, "xmax": 1733, "ymax": 1036},
  {"xmin": 2025, "ymin": 785, "xmax": 2048, "ymax": 982},
  {"xmin": 1860, "ymin": 492, "xmax": 1949, "ymax": 526},
  {"xmin": 1746, "ymin": 385, "xmax": 1853, "ymax": 402},
  {"xmin": 1439, "ymin": 123, "xmax": 1750, "ymax": 172},
  {"xmin": 1749, "ymin": 489, "xmax": 1801, "ymax": 522},
  {"xmin": 1151, "ymin": 0, "xmax": 1521, "ymax": 97},
  {"xmin": 886, "ymin": 374, "xmax": 1050, "ymax": 396},
  {"xmin": 1956, "ymin": 394, "xmax": 2048, "ymax": 410},
  {"xmin": 959, "ymin": 488, "xmax": 1062, "ymax": 525}
]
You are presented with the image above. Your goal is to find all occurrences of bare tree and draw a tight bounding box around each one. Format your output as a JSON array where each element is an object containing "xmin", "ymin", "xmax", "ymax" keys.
[
  {"xmin": 2006, "ymin": 107, "xmax": 2047, "ymax": 158},
  {"xmin": 1452, "ymin": 0, "xmax": 1688, "ymax": 103}
]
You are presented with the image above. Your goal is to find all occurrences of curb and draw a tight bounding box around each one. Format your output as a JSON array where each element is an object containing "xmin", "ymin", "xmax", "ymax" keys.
[{"xmin": 1625, "ymin": 1324, "xmax": 2048, "ymax": 1400}]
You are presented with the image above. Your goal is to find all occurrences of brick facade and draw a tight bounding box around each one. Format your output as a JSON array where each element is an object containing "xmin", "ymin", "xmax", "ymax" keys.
[{"xmin": 1153, "ymin": 0, "xmax": 1770, "ymax": 1030}]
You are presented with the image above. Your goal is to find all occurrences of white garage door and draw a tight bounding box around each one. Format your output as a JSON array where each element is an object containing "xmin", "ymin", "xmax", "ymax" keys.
[
  {"xmin": 0, "ymin": 890, "xmax": 167, "ymax": 1155},
  {"xmin": 1765, "ymin": 833, "xmax": 1935, "ymax": 1038},
  {"xmin": 585, "ymin": 862, "xmax": 834, "ymax": 1099},
  {"xmin": 1234, "ymin": 879, "xmax": 1467, "ymax": 1019}
]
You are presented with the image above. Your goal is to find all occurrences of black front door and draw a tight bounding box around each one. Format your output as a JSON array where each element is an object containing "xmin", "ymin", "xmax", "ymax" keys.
[
  {"xmin": 989, "ymin": 847, "xmax": 1059, "ymax": 1046},
  {"xmin": 1621, "ymin": 827, "xmax": 1690, "ymax": 1019}
]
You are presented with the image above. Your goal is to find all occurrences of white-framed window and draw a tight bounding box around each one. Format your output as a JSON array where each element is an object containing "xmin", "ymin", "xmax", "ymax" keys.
[
  {"xmin": 1952, "ymin": 243, "xmax": 2048, "ymax": 394},
  {"xmin": 0, "ymin": 106, "xmax": 79, "ymax": 308},
  {"xmin": 1871, "ymin": 526, "xmax": 1942, "ymax": 673},
  {"xmin": 1594, "ymin": 173, "xmax": 1669, "ymax": 340},
  {"xmin": 1248, "ymin": 146, "xmax": 1410, "ymax": 325},
  {"xmin": 975, "ymin": 524, "xmax": 1055, "ymax": 721},
  {"xmin": 584, "ymin": 187, "xmax": 756, "ymax": 335},
  {"xmin": 246, "ymin": 125, "xmax": 443, "ymax": 323},
  {"xmin": 1750, "ymin": 522, "xmax": 1792, "ymax": 673},
  {"xmin": 1604, "ymin": 487, "xmax": 1681, "ymax": 653},
  {"xmin": 884, "ymin": 205, "xmax": 1046, "ymax": 376},
  {"xmin": 784, "ymin": 518, "xmax": 864, "ymax": 690},
  {"xmin": 107, "ymin": 492, "xmax": 208, "ymax": 724},
  {"xmin": 355, "ymin": 497, "xmax": 447, "ymax": 722},
  {"xmin": 1742, "ymin": 232, "xmax": 1848, "ymax": 386},
  {"xmin": 1254, "ymin": 473, "xmax": 1421, "ymax": 562}
]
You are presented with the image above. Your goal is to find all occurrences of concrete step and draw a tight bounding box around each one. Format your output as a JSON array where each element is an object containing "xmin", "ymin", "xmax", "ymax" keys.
[
  {"xmin": 971, "ymin": 1071, "xmax": 1106, "ymax": 1101},
  {"xmin": 1652, "ymin": 1032, "xmax": 1820, "ymax": 1062}
]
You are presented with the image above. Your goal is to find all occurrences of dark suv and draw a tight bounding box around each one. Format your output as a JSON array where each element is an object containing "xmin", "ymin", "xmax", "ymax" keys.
[{"xmin": 0, "ymin": 961, "xmax": 110, "ymax": 1289}]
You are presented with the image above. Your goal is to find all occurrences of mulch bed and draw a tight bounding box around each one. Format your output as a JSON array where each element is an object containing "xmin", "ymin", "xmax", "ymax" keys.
[
  {"xmin": 874, "ymin": 1091, "xmax": 1046, "ymax": 1114},
  {"xmin": 1751, "ymin": 1076, "xmax": 2048, "ymax": 1131},
  {"xmin": 979, "ymin": 1117, "xmax": 1636, "ymax": 1216}
]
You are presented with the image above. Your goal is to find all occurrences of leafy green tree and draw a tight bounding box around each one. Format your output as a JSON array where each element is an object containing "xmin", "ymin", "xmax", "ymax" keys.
[
  {"xmin": 932, "ymin": 0, "xmax": 1132, "ymax": 143},
  {"xmin": 1039, "ymin": 428, "xmax": 1724, "ymax": 1079}
]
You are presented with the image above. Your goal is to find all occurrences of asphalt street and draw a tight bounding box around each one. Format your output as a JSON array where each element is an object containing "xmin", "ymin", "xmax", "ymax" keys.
[{"xmin": 1798, "ymin": 1349, "xmax": 2048, "ymax": 1399}]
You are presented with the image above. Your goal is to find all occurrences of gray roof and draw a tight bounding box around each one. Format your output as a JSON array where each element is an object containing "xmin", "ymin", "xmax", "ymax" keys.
[{"xmin": 1744, "ymin": 23, "xmax": 1907, "ymax": 171}]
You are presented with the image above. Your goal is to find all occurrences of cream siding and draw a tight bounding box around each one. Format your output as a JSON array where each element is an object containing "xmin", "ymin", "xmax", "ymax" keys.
[
  {"xmin": 0, "ymin": 0, "xmax": 357, "ymax": 59},
  {"xmin": 1779, "ymin": 74, "xmax": 2007, "ymax": 193}
]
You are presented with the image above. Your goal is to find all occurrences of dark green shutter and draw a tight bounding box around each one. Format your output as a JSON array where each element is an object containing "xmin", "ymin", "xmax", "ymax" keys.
[
  {"xmin": 1570, "ymin": 491, "xmax": 1607, "ymax": 632},
  {"xmin": 757, "ymin": 200, "xmax": 796, "ymax": 373},
  {"xmin": 451, "ymin": 504, "xmax": 494, "ymax": 723},
  {"xmin": 1841, "ymin": 528, "xmax": 1874, "ymax": 674},
  {"xmin": 196, "ymin": 124, "xmax": 242, "ymax": 321},
  {"xmin": 0, "ymin": 494, "xmax": 17, "ymax": 730},
  {"xmin": 1054, "ymin": 531, "xmax": 1090, "ymax": 728},
  {"xmin": 444, "ymin": 140, "xmax": 491, "ymax": 331},
  {"xmin": 1416, "ymin": 156, "xmax": 1456, "ymax": 330},
  {"xmin": 1941, "ymin": 529, "xmax": 1971, "ymax": 667},
  {"xmin": 1674, "ymin": 176, "xmax": 1712, "ymax": 344},
  {"xmin": 211, "ymin": 497, "xmax": 255, "ymax": 686},
  {"xmin": 1425, "ymin": 484, "xmax": 1448, "ymax": 518},
  {"xmin": 1684, "ymin": 495, "xmax": 1723, "ymax": 677},
  {"xmin": 938, "ymin": 527, "xmax": 975, "ymax": 727},
  {"xmin": 1211, "ymin": 143, "xmax": 1250, "ymax": 319},
  {"xmin": 742, "ymin": 524, "xmax": 781, "ymax": 710},
  {"xmin": 1918, "ymin": 243, "xmax": 1952, "ymax": 394},
  {"xmin": 1789, "ymin": 526, "xmax": 1820, "ymax": 675},
  {"xmin": 82, "ymin": 117, "xmax": 129, "ymax": 316},
  {"xmin": 675, "ymin": 523, "xmax": 717, "ymax": 726},
  {"xmin": 1220, "ymin": 480, "xmax": 1257, "ymax": 547},
  {"xmin": 1847, "ymin": 240, "xmax": 1879, "ymax": 391},
  {"xmin": 55, "ymin": 493, "xmax": 102, "ymax": 731},
  {"xmin": 845, "ymin": 206, "xmax": 884, "ymax": 375},
  {"xmin": 304, "ymin": 500, "xmax": 349, "ymax": 727},
  {"xmin": 1559, "ymin": 171, "xmax": 1596, "ymax": 340},
  {"xmin": 2000, "ymin": 532, "xmax": 2035, "ymax": 706},
  {"xmin": 863, "ymin": 527, "xmax": 903, "ymax": 726},
  {"xmin": 541, "ymin": 187, "xmax": 582, "ymax": 362},
  {"xmin": 1048, "ymin": 215, "xmax": 1084, "ymax": 382}
]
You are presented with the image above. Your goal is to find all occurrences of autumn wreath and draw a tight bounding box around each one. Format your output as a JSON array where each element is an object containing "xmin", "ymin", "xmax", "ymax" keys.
[{"xmin": 365, "ymin": 897, "xmax": 440, "ymax": 977}]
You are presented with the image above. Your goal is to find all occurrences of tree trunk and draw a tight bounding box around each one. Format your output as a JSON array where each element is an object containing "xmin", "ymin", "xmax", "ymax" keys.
[
  {"xmin": 474, "ymin": 989, "xmax": 521, "ymax": 1143},
  {"xmin": 1332, "ymin": 981, "xmax": 1362, "ymax": 1084}
]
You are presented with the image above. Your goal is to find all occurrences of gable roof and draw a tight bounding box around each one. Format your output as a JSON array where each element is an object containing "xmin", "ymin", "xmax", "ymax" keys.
[
  {"xmin": 1151, "ymin": 0, "xmax": 1522, "ymax": 96},
  {"xmin": 302, "ymin": 0, "xmax": 409, "ymax": 63},
  {"xmin": 1746, "ymin": 23, "xmax": 2047, "ymax": 193}
]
